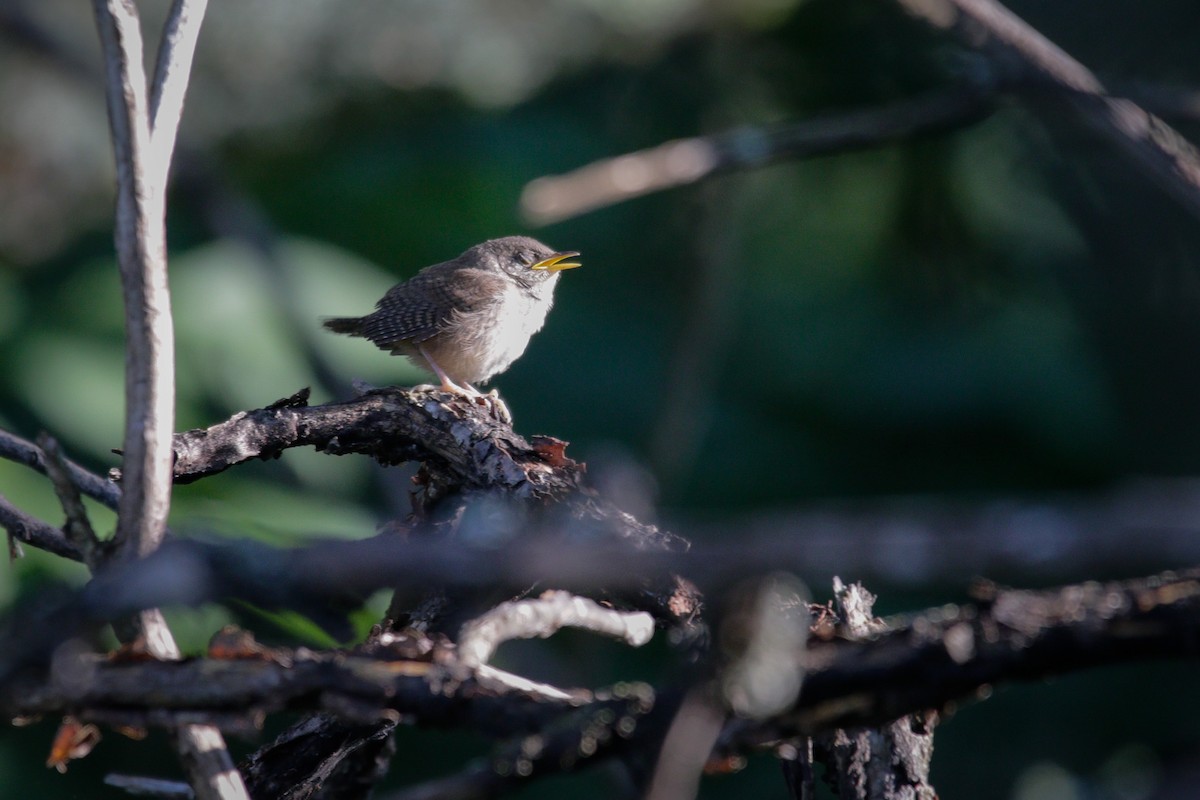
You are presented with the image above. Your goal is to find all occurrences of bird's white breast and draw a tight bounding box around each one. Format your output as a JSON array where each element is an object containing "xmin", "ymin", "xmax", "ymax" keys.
[{"xmin": 437, "ymin": 278, "xmax": 557, "ymax": 384}]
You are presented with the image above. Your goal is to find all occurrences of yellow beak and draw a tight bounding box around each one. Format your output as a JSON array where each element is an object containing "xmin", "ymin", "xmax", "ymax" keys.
[{"xmin": 531, "ymin": 251, "xmax": 582, "ymax": 272}]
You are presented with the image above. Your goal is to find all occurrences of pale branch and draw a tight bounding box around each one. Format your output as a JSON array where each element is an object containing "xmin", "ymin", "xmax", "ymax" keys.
[
  {"xmin": 644, "ymin": 688, "xmax": 726, "ymax": 800},
  {"xmin": 520, "ymin": 85, "xmax": 995, "ymax": 225},
  {"xmin": 457, "ymin": 591, "xmax": 655, "ymax": 668},
  {"xmin": 92, "ymin": 0, "xmax": 174, "ymax": 560},
  {"xmin": 147, "ymin": 0, "xmax": 208, "ymax": 164},
  {"xmin": 892, "ymin": 0, "xmax": 1200, "ymax": 222},
  {"xmin": 90, "ymin": 0, "xmax": 238, "ymax": 795}
]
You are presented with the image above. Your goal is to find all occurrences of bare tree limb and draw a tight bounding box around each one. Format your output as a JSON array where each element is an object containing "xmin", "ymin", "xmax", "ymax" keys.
[
  {"xmin": 794, "ymin": 580, "xmax": 936, "ymax": 799},
  {"xmin": 0, "ymin": 428, "xmax": 120, "ymax": 509},
  {"xmin": 148, "ymin": 0, "xmax": 208, "ymax": 163},
  {"xmin": 520, "ymin": 85, "xmax": 994, "ymax": 225},
  {"xmin": 519, "ymin": 0, "xmax": 1200, "ymax": 228},
  {"xmin": 92, "ymin": 0, "xmax": 174, "ymax": 560},
  {"xmin": 0, "ymin": 494, "xmax": 80, "ymax": 561},
  {"xmin": 90, "ymin": 2, "xmax": 243, "ymax": 797},
  {"xmin": 892, "ymin": 0, "xmax": 1200, "ymax": 222},
  {"xmin": 4, "ymin": 567, "xmax": 1200, "ymax": 771}
]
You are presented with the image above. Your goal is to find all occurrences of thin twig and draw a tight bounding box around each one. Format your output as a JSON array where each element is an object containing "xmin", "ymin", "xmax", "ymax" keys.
[
  {"xmin": 37, "ymin": 434, "xmax": 101, "ymax": 569},
  {"xmin": 0, "ymin": 494, "xmax": 81, "ymax": 561},
  {"xmin": 0, "ymin": 429, "xmax": 120, "ymax": 509},
  {"xmin": 644, "ymin": 687, "xmax": 726, "ymax": 800},
  {"xmin": 520, "ymin": 85, "xmax": 993, "ymax": 225},
  {"xmin": 105, "ymin": 774, "xmax": 194, "ymax": 799}
]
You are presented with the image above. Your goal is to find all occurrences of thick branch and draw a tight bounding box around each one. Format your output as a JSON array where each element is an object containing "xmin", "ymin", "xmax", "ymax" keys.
[
  {"xmin": 91, "ymin": 2, "xmax": 238, "ymax": 796},
  {"xmin": 4, "ymin": 568, "xmax": 1199, "ymax": 754},
  {"xmin": 169, "ymin": 387, "xmax": 572, "ymax": 497},
  {"xmin": 92, "ymin": 0, "xmax": 174, "ymax": 560},
  {"xmin": 167, "ymin": 386, "xmax": 691, "ymax": 555}
]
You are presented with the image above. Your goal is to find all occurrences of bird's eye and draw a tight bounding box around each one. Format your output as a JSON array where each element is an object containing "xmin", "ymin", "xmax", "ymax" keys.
[{"xmin": 517, "ymin": 250, "xmax": 536, "ymax": 265}]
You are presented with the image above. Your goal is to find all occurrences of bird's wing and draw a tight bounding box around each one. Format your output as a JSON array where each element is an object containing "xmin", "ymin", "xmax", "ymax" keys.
[{"xmin": 365, "ymin": 267, "xmax": 507, "ymax": 346}]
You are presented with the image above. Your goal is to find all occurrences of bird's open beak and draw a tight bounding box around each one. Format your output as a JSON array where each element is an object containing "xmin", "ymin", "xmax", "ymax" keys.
[{"xmin": 531, "ymin": 251, "xmax": 582, "ymax": 272}]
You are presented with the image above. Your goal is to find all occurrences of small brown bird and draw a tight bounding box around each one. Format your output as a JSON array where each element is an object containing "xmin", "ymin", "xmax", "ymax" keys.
[{"xmin": 323, "ymin": 236, "xmax": 581, "ymax": 395}]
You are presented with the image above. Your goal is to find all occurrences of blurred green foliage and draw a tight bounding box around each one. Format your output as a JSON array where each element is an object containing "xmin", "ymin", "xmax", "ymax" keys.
[{"xmin": 3, "ymin": 0, "xmax": 1200, "ymax": 796}]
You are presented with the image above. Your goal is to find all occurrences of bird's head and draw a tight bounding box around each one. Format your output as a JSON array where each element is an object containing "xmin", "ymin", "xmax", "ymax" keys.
[{"xmin": 471, "ymin": 236, "xmax": 581, "ymax": 286}]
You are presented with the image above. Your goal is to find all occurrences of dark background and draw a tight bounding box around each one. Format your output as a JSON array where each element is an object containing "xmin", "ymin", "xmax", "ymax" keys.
[{"xmin": 0, "ymin": 0, "xmax": 1198, "ymax": 796}]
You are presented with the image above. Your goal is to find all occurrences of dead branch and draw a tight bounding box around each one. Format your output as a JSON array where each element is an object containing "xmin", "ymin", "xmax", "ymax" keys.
[
  {"xmin": 456, "ymin": 590, "xmax": 655, "ymax": 668},
  {"xmin": 521, "ymin": 85, "xmax": 994, "ymax": 225},
  {"xmin": 0, "ymin": 428, "xmax": 120, "ymax": 510},
  {"xmin": 892, "ymin": 0, "xmax": 1200, "ymax": 221},
  {"xmin": 2, "ymin": 568, "xmax": 1198, "ymax": 739},
  {"xmin": 789, "ymin": 580, "xmax": 936, "ymax": 800},
  {"xmin": 90, "ymin": 0, "xmax": 241, "ymax": 796}
]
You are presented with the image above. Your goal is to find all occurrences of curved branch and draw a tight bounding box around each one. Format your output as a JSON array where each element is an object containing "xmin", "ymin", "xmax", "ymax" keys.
[{"xmin": 893, "ymin": 0, "xmax": 1200, "ymax": 222}]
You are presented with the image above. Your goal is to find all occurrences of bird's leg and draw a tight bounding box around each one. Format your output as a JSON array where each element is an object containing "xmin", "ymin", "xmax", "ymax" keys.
[
  {"xmin": 417, "ymin": 347, "xmax": 511, "ymax": 423},
  {"xmin": 418, "ymin": 344, "xmax": 476, "ymax": 396}
]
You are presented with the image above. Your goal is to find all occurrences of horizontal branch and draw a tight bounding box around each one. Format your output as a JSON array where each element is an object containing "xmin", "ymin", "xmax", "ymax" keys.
[
  {"xmin": 166, "ymin": 386, "xmax": 691, "ymax": 557},
  {"xmin": 5, "ymin": 568, "xmax": 1199, "ymax": 747},
  {"xmin": 732, "ymin": 566, "xmax": 1200, "ymax": 745},
  {"xmin": 169, "ymin": 386, "xmax": 577, "ymax": 498},
  {"xmin": 6, "ymin": 640, "xmax": 594, "ymax": 737}
]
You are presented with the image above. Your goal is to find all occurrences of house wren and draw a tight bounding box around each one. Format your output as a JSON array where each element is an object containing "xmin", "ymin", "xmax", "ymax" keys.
[{"xmin": 323, "ymin": 236, "xmax": 580, "ymax": 394}]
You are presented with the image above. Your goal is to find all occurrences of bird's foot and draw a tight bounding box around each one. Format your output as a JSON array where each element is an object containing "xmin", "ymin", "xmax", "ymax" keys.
[
  {"xmin": 480, "ymin": 389, "xmax": 513, "ymax": 425},
  {"xmin": 430, "ymin": 380, "xmax": 512, "ymax": 424}
]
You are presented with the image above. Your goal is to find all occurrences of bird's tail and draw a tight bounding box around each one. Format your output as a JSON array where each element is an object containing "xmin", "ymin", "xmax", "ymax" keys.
[{"xmin": 322, "ymin": 316, "xmax": 364, "ymax": 335}]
